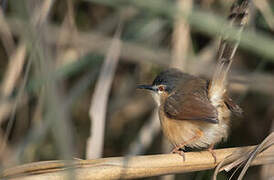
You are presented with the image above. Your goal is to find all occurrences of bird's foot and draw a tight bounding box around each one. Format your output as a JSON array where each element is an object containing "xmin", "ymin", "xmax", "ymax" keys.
[
  {"xmin": 171, "ymin": 147, "xmax": 185, "ymax": 161},
  {"xmin": 207, "ymin": 145, "xmax": 217, "ymax": 164}
]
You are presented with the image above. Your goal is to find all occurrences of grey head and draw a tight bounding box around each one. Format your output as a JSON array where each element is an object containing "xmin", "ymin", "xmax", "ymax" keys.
[{"xmin": 137, "ymin": 68, "xmax": 194, "ymax": 99}]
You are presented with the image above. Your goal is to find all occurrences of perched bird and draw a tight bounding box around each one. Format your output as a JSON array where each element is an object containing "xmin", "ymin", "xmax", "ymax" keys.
[
  {"xmin": 137, "ymin": 68, "xmax": 242, "ymax": 161},
  {"xmin": 137, "ymin": 0, "xmax": 249, "ymax": 161}
]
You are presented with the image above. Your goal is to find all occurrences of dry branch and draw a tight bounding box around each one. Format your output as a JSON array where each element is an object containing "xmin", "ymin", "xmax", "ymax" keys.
[{"xmin": 2, "ymin": 145, "xmax": 274, "ymax": 180}]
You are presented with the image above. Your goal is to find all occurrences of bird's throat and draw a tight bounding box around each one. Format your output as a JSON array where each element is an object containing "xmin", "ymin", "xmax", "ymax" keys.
[{"xmin": 151, "ymin": 93, "xmax": 161, "ymax": 106}]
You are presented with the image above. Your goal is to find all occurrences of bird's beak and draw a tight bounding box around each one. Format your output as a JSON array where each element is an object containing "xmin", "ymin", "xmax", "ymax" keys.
[{"xmin": 137, "ymin": 85, "xmax": 156, "ymax": 92}]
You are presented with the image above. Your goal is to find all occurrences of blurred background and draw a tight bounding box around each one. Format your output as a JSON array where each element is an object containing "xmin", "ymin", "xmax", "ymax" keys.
[{"xmin": 0, "ymin": 0, "xmax": 273, "ymax": 179}]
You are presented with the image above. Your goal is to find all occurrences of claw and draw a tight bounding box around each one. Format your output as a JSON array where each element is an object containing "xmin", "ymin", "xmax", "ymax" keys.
[
  {"xmin": 171, "ymin": 147, "xmax": 185, "ymax": 161},
  {"xmin": 208, "ymin": 145, "xmax": 217, "ymax": 163}
]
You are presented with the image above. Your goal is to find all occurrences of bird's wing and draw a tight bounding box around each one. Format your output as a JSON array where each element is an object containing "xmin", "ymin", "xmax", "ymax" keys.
[{"xmin": 164, "ymin": 80, "xmax": 218, "ymax": 124}]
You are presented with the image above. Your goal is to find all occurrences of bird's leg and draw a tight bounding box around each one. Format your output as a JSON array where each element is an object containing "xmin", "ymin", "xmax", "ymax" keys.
[
  {"xmin": 207, "ymin": 144, "xmax": 217, "ymax": 163},
  {"xmin": 171, "ymin": 130, "xmax": 203, "ymax": 161},
  {"xmin": 171, "ymin": 147, "xmax": 186, "ymax": 161}
]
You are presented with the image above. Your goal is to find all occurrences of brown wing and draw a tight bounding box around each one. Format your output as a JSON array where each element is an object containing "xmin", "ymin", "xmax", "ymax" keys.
[{"xmin": 164, "ymin": 79, "xmax": 218, "ymax": 124}]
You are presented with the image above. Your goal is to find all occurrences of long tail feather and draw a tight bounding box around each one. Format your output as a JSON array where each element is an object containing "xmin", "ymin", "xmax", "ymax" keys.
[{"xmin": 209, "ymin": 0, "xmax": 250, "ymax": 106}]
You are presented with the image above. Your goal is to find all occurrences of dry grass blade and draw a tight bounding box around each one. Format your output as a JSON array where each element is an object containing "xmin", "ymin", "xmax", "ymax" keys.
[
  {"xmin": 0, "ymin": 98, "xmax": 28, "ymax": 126},
  {"xmin": 213, "ymin": 132, "xmax": 274, "ymax": 180},
  {"xmin": 213, "ymin": 146, "xmax": 252, "ymax": 180},
  {"xmin": 0, "ymin": 43, "xmax": 28, "ymax": 157},
  {"xmin": 31, "ymin": 0, "xmax": 54, "ymax": 26},
  {"xmin": 0, "ymin": 44, "xmax": 26, "ymax": 99},
  {"xmin": 237, "ymin": 132, "xmax": 274, "ymax": 180},
  {"xmin": 261, "ymin": 110, "xmax": 274, "ymax": 179},
  {"xmin": 0, "ymin": 8, "xmax": 15, "ymax": 56},
  {"xmin": 253, "ymin": 0, "xmax": 274, "ymax": 30},
  {"xmin": 0, "ymin": 43, "xmax": 26, "ymax": 125},
  {"xmin": 2, "ymin": 145, "xmax": 274, "ymax": 179},
  {"xmin": 86, "ymin": 24, "xmax": 122, "ymax": 159},
  {"xmin": 56, "ymin": 0, "xmax": 78, "ymax": 67},
  {"xmin": 171, "ymin": 0, "xmax": 192, "ymax": 72}
]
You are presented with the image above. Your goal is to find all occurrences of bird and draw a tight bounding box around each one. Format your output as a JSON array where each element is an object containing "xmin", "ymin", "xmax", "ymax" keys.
[
  {"xmin": 136, "ymin": 0, "xmax": 248, "ymax": 162},
  {"xmin": 137, "ymin": 68, "xmax": 242, "ymax": 161}
]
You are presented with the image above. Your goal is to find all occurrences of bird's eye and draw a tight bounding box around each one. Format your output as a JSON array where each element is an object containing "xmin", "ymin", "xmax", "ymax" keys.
[{"xmin": 158, "ymin": 86, "xmax": 164, "ymax": 91}]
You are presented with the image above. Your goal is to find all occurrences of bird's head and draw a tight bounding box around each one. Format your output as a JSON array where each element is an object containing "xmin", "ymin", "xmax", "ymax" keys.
[{"xmin": 137, "ymin": 68, "xmax": 192, "ymax": 106}]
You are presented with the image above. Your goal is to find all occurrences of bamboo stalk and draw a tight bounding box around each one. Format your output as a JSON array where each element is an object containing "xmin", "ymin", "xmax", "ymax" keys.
[{"xmin": 2, "ymin": 145, "xmax": 274, "ymax": 179}]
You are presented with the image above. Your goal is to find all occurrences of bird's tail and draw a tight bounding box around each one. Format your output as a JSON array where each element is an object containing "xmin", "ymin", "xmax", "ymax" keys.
[{"xmin": 209, "ymin": 0, "xmax": 250, "ymax": 106}]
